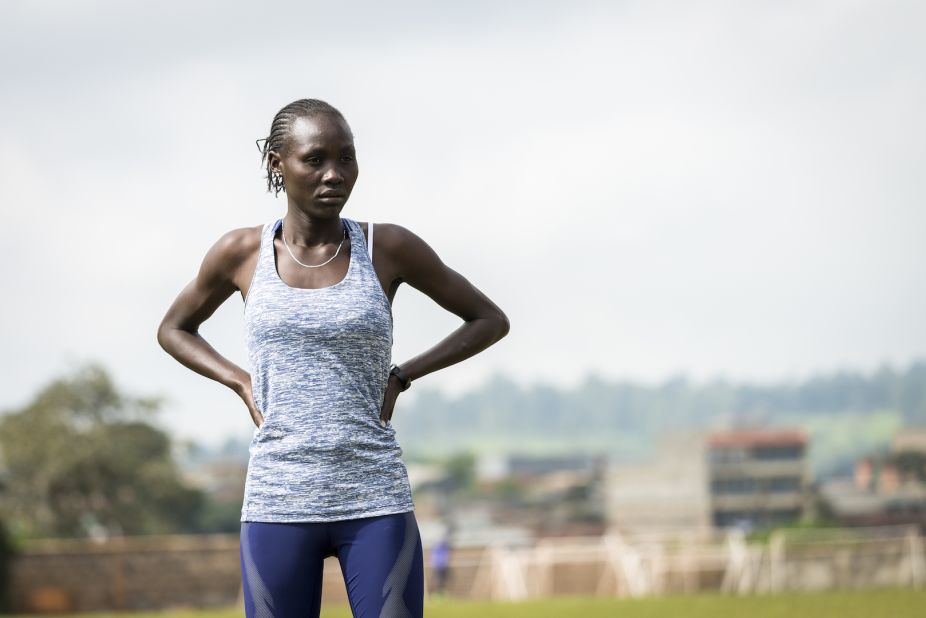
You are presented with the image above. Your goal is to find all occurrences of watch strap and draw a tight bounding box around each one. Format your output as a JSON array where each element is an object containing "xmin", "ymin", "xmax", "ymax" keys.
[{"xmin": 389, "ymin": 363, "xmax": 412, "ymax": 391}]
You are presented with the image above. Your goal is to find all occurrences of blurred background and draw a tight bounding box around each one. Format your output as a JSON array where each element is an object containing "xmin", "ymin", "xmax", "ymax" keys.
[{"xmin": 1, "ymin": 0, "xmax": 924, "ymax": 615}]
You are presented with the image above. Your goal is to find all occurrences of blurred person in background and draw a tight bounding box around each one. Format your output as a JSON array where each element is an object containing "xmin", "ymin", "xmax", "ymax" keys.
[{"xmin": 429, "ymin": 535, "xmax": 453, "ymax": 596}]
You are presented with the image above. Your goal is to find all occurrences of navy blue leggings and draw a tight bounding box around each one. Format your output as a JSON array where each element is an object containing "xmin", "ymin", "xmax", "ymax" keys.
[{"xmin": 239, "ymin": 510, "xmax": 423, "ymax": 618}]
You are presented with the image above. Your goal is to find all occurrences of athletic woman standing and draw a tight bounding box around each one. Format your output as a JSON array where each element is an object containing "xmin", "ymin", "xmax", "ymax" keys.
[{"xmin": 156, "ymin": 98, "xmax": 510, "ymax": 617}]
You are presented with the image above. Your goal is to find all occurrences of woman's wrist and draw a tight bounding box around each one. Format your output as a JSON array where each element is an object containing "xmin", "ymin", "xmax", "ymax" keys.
[
  {"xmin": 389, "ymin": 363, "xmax": 412, "ymax": 391},
  {"xmin": 231, "ymin": 370, "xmax": 252, "ymax": 398}
]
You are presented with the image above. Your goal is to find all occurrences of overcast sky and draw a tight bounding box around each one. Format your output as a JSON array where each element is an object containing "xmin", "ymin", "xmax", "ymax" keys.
[{"xmin": 1, "ymin": 0, "xmax": 923, "ymax": 447}]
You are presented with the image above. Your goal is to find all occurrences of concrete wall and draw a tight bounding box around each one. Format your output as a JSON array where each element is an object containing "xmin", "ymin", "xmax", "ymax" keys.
[{"xmin": 11, "ymin": 534, "xmax": 476, "ymax": 613}]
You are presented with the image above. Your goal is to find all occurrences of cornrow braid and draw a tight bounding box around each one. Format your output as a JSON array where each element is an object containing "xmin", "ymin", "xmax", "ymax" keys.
[{"xmin": 256, "ymin": 98, "xmax": 350, "ymax": 197}]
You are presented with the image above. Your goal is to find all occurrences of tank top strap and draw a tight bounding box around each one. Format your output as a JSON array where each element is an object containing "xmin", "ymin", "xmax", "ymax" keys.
[
  {"xmin": 367, "ymin": 221, "xmax": 375, "ymax": 260},
  {"xmin": 261, "ymin": 217, "xmax": 281, "ymax": 272},
  {"xmin": 342, "ymin": 217, "xmax": 375, "ymax": 277},
  {"xmin": 344, "ymin": 218, "xmax": 392, "ymax": 321},
  {"xmin": 243, "ymin": 218, "xmax": 280, "ymax": 314}
]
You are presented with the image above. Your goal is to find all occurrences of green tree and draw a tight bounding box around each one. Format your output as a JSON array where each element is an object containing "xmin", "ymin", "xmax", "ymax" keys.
[
  {"xmin": 0, "ymin": 362, "xmax": 207, "ymax": 539},
  {"xmin": 443, "ymin": 451, "xmax": 476, "ymax": 494}
]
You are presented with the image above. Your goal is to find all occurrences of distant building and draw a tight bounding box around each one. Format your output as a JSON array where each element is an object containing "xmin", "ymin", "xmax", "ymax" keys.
[
  {"xmin": 603, "ymin": 428, "xmax": 812, "ymax": 533},
  {"xmin": 462, "ymin": 453, "xmax": 608, "ymax": 537},
  {"xmin": 604, "ymin": 432, "xmax": 711, "ymax": 534},
  {"xmin": 821, "ymin": 427, "xmax": 926, "ymax": 530},
  {"xmin": 821, "ymin": 477, "xmax": 926, "ymax": 528},
  {"xmin": 892, "ymin": 427, "xmax": 926, "ymax": 455},
  {"xmin": 506, "ymin": 453, "xmax": 602, "ymax": 478},
  {"xmin": 706, "ymin": 428, "xmax": 810, "ymax": 529},
  {"xmin": 473, "ymin": 452, "xmax": 606, "ymax": 503}
]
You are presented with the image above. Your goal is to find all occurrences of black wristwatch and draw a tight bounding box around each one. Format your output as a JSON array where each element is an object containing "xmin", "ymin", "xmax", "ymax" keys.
[{"xmin": 389, "ymin": 363, "xmax": 412, "ymax": 391}]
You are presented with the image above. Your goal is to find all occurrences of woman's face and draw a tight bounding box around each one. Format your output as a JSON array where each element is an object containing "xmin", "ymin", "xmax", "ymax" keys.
[{"xmin": 270, "ymin": 113, "xmax": 359, "ymax": 216}]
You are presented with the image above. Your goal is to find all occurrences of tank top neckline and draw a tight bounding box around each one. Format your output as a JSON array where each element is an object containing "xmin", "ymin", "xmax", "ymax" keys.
[{"xmin": 269, "ymin": 216, "xmax": 356, "ymax": 293}]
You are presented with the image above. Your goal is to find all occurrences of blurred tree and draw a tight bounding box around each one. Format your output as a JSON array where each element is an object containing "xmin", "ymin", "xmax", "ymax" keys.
[
  {"xmin": 442, "ymin": 451, "xmax": 476, "ymax": 494},
  {"xmin": 0, "ymin": 362, "xmax": 207, "ymax": 539}
]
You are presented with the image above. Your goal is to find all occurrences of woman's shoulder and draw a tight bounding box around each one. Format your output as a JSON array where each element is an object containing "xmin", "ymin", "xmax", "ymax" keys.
[
  {"xmin": 359, "ymin": 221, "xmax": 418, "ymax": 250},
  {"xmin": 207, "ymin": 223, "xmax": 264, "ymax": 268},
  {"xmin": 191, "ymin": 223, "xmax": 265, "ymax": 293},
  {"xmin": 360, "ymin": 222, "xmax": 442, "ymax": 280}
]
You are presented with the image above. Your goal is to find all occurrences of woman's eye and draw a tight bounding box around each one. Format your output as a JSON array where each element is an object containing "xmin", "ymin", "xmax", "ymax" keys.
[{"xmin": 341, "ymin": 155, "xmax": 354, "ymax": 162}]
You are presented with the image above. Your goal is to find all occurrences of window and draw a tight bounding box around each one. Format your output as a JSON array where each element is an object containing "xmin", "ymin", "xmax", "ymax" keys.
[
  {"xmin": 711, "ymin": 478, "xmax": 757, "ymax": 494},
  {"xmin": 710, "ymin": 448, "xmax": 747, "ymax": 464},
  {"xmin": 764, "ymin": 477, "xmax": 801, "ymax": 492},
  {"xmin": 752, "ymin": 446, "xmax": 803, "ymax": 461}
]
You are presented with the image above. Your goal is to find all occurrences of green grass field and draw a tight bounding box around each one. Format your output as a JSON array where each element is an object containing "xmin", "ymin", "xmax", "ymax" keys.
[{"xmin": 19, "ymin": 587, "xmax": 925, "ymax": 618}]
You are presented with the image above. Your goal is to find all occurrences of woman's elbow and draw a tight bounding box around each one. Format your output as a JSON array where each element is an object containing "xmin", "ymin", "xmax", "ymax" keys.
[
  {"xmin": 156, "ymin": 320, "xmax": 179, "ymax": 353},
  {"xmin": 494, "ymin": 311, "xmax": 511, "ymax": 340}
]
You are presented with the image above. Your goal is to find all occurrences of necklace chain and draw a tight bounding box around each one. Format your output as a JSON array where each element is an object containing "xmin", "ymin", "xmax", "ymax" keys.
[{"xmin": 281, "ymin": 218, "xmax": 348, "ymax": 268}]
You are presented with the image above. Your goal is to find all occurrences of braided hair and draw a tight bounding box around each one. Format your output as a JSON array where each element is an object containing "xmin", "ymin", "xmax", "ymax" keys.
[{"xmin": 256, "ymin": 99, "xmax": 351, "ymax": 197}]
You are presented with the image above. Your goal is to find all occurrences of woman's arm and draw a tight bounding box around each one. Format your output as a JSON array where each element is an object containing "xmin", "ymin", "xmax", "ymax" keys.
[
  {"xmin": 156, "ymin": 226, "xmax": 264, "ymax": 426},
  {"xmin": 379, "ymin": 222, "xmax": 511, "ymax": 387}
]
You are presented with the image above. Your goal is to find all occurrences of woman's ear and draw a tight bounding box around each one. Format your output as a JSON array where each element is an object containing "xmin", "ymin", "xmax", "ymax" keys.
[{"xmin": 268, "ymin": 150, "xmax": 282, "ymax": 173}]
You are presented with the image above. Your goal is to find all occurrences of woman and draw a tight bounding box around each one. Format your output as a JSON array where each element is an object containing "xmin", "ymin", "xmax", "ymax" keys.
[{"xmin": 156, "ymin": 98, "xmax": 510, "ymax": 618}]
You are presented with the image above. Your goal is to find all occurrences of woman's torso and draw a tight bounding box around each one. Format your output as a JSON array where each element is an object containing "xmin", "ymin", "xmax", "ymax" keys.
[{"xmin": 240, "ymin": 215, "xmax": 415, "ymax": 522}]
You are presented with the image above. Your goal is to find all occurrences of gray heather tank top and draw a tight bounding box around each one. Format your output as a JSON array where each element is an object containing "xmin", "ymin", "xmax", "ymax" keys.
[{"xmin": 240, "ymin": 215, "xmax": 415, "ymax": 522}]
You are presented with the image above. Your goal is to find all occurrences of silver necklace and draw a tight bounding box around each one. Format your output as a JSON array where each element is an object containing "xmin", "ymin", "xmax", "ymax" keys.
[{"xmin": 281, "ymin": 218, "xmax": 348, "ymax": 268}]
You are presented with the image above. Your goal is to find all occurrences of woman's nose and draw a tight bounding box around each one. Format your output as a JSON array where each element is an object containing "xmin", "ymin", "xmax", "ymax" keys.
[{"xmin": 322, "ymin": 166, "xmax": 344, "ymax": 184}]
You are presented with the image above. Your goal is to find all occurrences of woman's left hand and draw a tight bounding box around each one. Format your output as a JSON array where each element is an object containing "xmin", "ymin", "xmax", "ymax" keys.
[{"xmin": 379, "ymin": 374, "xmax": 403, "ymax": 426}]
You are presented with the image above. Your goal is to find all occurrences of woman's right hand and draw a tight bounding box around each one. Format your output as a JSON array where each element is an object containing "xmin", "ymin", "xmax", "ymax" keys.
[{"xmin": 237, "ymin": 374, "xmax": 265, "ymax": 429}]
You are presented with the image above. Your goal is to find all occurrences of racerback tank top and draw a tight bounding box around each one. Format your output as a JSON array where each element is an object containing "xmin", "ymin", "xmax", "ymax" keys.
[{"xmin": 240, "ymin": 215, "xmax": 415, "ymax": 522}]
